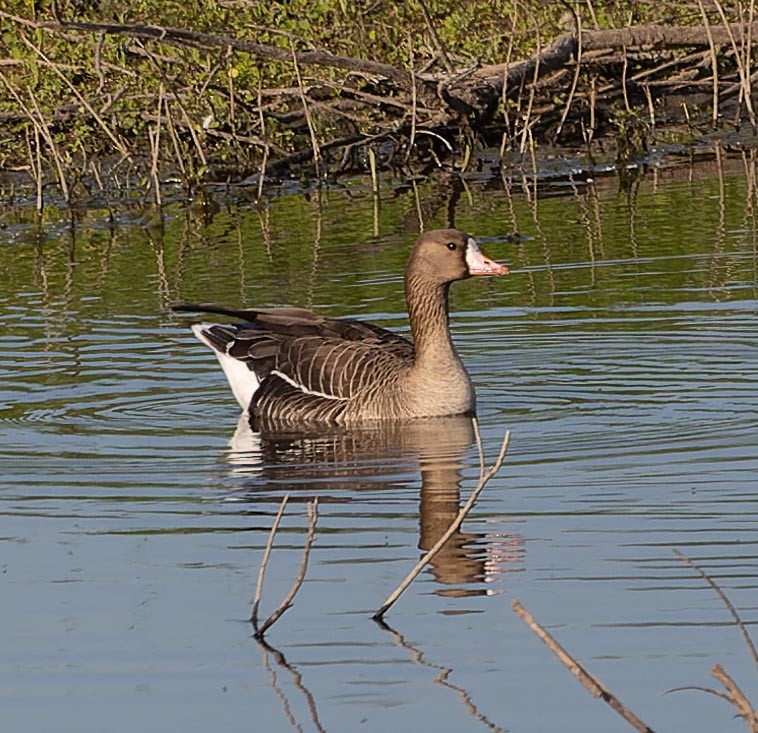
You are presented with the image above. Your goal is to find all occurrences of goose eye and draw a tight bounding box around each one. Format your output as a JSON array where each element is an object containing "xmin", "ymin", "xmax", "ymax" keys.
[{"xmin": 446, "ymin": 242, "xmax": 457, "ymax": 251}]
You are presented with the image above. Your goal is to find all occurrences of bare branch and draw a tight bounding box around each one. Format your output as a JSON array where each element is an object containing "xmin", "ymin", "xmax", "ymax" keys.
[
  {"xmin": 674, "ymin": 549, "xmax": 758, "ymax": 673},
  {"xmin": 251, "ymin": 493, "xmax": 290, "ymax": 632},
  {"xmin": 373, "ymin": 428, "xmax": 510, "ymax": 621},
  {"xmin": 711, "ymin": 664, "xmax": 758, "ymax": 731},
  {"xmin": 254, "ymin": 499, "xmax": 319, "ymax": 639},
  {"xmin": 512, "ymin": 600, "xmax": 655, "ymax": 733},
  {"xmin": 0, "ymin": 11, "xmax": 412, "ymax": 86}
]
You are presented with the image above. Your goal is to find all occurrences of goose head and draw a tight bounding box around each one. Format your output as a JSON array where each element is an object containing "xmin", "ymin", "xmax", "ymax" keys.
[{"xmin": 407, "ymin": 229, "xmax": 509, "ymax": 285}]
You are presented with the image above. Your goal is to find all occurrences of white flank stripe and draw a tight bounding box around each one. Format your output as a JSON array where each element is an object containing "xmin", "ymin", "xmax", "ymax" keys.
[{"xmin": 271, "ymin": 369, "xmax": 348, "ymax": 401}]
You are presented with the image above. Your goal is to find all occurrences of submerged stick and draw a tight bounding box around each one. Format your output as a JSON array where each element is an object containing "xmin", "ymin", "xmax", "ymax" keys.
[
  {"xmin": 512, "ymin": 600, "xmax": 655, "ymax": 733},
  {"xmin": 372, "ymin": 428, "xmax": 510, "ymax": 621}
]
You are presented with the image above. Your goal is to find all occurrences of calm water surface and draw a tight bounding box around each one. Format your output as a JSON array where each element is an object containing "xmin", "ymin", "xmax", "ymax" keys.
[{"xmin": 1, "ymin": 157, "xmax": 757, "ymax": 732}]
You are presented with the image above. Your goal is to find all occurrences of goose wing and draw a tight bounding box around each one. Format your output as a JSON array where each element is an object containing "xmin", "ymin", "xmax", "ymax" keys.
[
  {"xmin": 174, "ymin": 303, "xmax": 411, "ymax": 352},
  {"xmin": 174, "ymin": 303, "xmax": 414, "ymax": 400}
]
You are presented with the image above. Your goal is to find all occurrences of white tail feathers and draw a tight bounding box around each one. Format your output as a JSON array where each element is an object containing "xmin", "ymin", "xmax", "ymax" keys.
[{"xmin": 191, "ymin": 324, "xmax": 260, "ymax": 411}]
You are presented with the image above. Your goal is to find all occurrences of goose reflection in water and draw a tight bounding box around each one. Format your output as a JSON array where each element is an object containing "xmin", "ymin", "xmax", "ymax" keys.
[{"xmin": 223, "ymin": 414, "xmax": 524, "ymax": 596}]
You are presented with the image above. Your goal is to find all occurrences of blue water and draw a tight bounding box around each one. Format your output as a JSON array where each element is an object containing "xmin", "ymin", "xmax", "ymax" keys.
[{"xmin": 1, "ymin": 159, "xmax": 757, "ymax": 732}]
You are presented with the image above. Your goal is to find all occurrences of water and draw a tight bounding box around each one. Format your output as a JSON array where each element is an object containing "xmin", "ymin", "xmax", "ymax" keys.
[{"xmin": 1, "ymin": 153, "xmax": 757, "ymax": 732}]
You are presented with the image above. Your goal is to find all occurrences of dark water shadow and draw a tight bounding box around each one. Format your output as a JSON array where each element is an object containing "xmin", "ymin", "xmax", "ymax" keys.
[{"xmin": 223, "ymin": 415, "xmax": 524, "ymax": 596}]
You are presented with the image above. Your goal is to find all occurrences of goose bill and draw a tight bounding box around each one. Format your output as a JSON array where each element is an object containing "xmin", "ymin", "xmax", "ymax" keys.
[{"xmin": 465, "ymin": 238, "xmax": 509, "ymax": 276}]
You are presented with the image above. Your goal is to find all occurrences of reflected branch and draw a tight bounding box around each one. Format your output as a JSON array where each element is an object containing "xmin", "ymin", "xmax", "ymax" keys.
[
  {"xmin": 373, "ymin": 428, "xmax": 510, "ymax": 621},
  {"xmin": 376, "ymin": 618, "xmax": 505, "ymax": 732},
  {"xmin": 260, "ymin": 643, "xmax": 302, "ymax": 731},
  {"xmin": 257, "ymin": 636, "xmax": 326, "ymax": 733}
]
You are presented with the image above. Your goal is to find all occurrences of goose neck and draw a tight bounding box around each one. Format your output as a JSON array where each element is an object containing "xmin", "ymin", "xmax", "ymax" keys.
[{"xmin": 405, "ymin": 275, "xmax": 456, "ymax": 365}]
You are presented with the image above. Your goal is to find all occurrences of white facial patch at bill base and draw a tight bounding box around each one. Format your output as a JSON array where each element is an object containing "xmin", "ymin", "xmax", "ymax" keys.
[
  {"xmin": 465, "ymin": 237, "xmax": 508, "ymax": 275},
  {"xmin": 465, "ymin": 238, "xmax": 493, "ymax": 273}
]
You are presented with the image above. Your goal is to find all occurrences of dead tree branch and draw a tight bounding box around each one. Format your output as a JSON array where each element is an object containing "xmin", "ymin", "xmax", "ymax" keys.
[
  {"xmin": 512, "ymin": 600, "xmax": 655, "ymax": 733},
  {"xmin": 251, "ymin": 497, "xmax": 319, "ymax": 640},
  {"xmin": 0, "ymin": 10, "xmax": 412, "ymax": 86}
]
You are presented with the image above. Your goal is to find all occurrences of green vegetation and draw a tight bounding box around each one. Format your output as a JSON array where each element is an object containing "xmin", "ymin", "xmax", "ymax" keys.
[{"xmin": 0, "ymin": 1, "xmax": 751, "ymax": 199}]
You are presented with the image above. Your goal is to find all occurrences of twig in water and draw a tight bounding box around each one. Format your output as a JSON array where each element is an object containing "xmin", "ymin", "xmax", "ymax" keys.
[
  {"xmin": 27, "ymin": 91, "xmax": 70, "ymax": 204},
  {"xmin": 251, "ymin": 497, "xmax": 319, "ymax": 640},
  {"xmin": 642, "ymin": 84, "xmax": 655, "ymax": 140},
  {"xmin": 713, "ymin": 0, "xmax": 756, "ymax": 128},
  {"xmin": 149, "ymin": 83, "xmax": 164, "ymax": 207},
  {"xmin": 164, "ymin": 98, "xmax": 187, "ymax": 181},
  {"xmin": 472, "ymin": 416, "xmax": 485, "ymax": 483},
  {"xmin": 710, "ymin": 663, "xmax": 758, "ymax": 731},
  {"xmin": 372, "ymin": 428, "xmax": 510, "ymax": 621},
  {"xmin": 368, "ymin": 146, "xmax": 378, "ymax": 195},
  {"xmin": 368, "ymin": 146, "xmax": 379, "ymax": 236},
  {"xmin": 0, "ymin": 73, "xmax": 52, "ymax": 207},
  {"xmin": 511, "ymin": 600, "xmax": 655, "ymax": 733},
  {"xmin": 251, "ymin": 493, "xmax": 290, "ymax": 628},
  {"xmin": 498, "ymin": 31, "xmax": 515, "ymax": 158},
  {"xmin": 518, "ymin": 20, "xmax": 541, "ymax": 157},
  {"xmin": 673, "ymin": 549, "xmax": 758, "ymax": 672},
  {"xmin": 25, "ymin": 126, "xmax": 43, "ymax": 215}
]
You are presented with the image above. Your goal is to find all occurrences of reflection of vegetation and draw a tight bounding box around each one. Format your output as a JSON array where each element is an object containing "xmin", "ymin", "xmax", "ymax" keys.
[{"xmin": 3, "ymin": 153, "xmax": 756, "ymax": 353}]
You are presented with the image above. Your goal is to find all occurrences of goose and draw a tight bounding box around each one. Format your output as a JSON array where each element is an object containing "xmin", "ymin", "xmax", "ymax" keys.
[{"xmin": 174, "ymin": 229, "xmax": 508, "ymax": 430}]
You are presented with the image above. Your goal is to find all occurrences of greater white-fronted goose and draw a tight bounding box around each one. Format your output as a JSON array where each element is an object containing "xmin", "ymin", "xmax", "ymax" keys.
[{"xmin": 175, "ymin": 229, "xmax": 508, "ymax": 430}]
